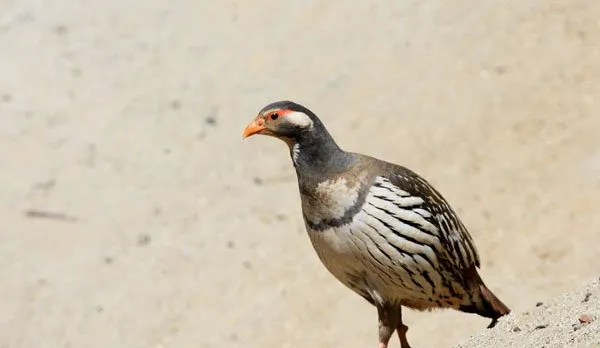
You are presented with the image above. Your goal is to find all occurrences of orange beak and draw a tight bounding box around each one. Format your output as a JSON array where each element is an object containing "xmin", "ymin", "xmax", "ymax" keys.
[{"xmin": 242, "ymin": 117, "xmax": 267, "ymax": 139}]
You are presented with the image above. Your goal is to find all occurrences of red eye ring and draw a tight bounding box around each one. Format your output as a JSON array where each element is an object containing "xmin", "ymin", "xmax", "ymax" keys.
[{"xmin": 269, "ymin": 113, "xmax": 279, "ymax": 121}]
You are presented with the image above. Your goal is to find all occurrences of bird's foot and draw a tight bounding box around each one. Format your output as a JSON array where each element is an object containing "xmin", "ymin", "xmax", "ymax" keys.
[
  {"xmin": 487, "ymin": 318, "xmax": 499, "ymax": 329},
  {"xmin": 397, "ymin": 323, "xmax": 412, "ymax": 348}
]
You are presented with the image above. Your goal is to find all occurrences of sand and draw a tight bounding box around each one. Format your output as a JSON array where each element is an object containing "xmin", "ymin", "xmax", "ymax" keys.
[
  {"xmin": 455, "ymin": 278, "xmax": 600, "ymax": 348},
  {"xmin": 1, "ymin": 0, "xmax": 599, "ymax": 347}
]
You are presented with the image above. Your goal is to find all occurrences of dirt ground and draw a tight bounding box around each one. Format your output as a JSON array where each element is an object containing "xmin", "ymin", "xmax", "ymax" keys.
[
  {"xmin": 455, "ymin": 278, "xmax": 600, "ymax": 348},
  {"xmin": 1, "ymin": 1, "xmax": 599, "ymax": 347}
]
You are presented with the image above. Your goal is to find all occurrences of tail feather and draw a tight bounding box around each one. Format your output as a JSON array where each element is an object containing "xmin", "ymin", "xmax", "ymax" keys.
[
  {"xmin": 479, "ymin": 284, "xmax": 511, "ymax": 327},
  {"xmin": 459, "ymin": 283, "xmax": 511, "ymax": 328}
]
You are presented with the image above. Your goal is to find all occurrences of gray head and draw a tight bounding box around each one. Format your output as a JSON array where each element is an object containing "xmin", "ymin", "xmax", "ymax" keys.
[{"xmin": 243, "ymin": 101, "xmax": 355, "ymax": 174}]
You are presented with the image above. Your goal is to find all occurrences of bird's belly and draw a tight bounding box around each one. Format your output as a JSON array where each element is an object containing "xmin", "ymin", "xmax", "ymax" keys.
[{"xmin": 305, "ymin": 217, "xmax": 443, "ymax": 308}]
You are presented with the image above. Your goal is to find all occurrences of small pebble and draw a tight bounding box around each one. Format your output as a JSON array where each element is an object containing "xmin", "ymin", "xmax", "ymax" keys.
[
  {"xmin": 536, "ymin": 302, "xmax": 544, "ymax": 307},
  {"xmin": 205, "ymin": 116, "xmax": 217, "ymax": 126},
  {"xmin": 54, "ymin": 25, "xmax": 68, "ymax": 35},
  {"xmin": 227, "ymin": 241, "xmax": 235, "ymax": 249},
  {"xmin": 242, "ymin": 260, "xmax": 252, "ymax": 269},
  {"xmin": 33, "ymin": 179, "xmax": 56, "ymax": 191},
  {"xmin": 253, "ymin": 177, "xmax": 263, "ymax": 185},
  {"xmin": 534, "ymin": 324, "xmax": 548, "ymax": 330},
  {"xmin": 275, "ymin": 214, "xmax": 287, "ymax": 221},
  {"xmin": 579, "ymin": 314, "xmax": 594, "ymax": 324},
  {"xmin": 512, "ymin": 326, "xmax": 521, "ymax": 332},
  {"xmin": 170, "ymin": 100, "xmax": 181, "ymax": 110},
  {"xmin": 583, "ymin": 292, "xmax": 592, "ymax": 302},
  {"xmin": 137, "ymin": 233, "xmax": 151, "ymax": 246},
  {"xmin": 495, "ymin": 66, "xmax": 507, "ymax": 75}
]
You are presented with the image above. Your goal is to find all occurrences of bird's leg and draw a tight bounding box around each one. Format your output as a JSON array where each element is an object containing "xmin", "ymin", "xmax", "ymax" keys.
[
  {"xmin": 377, "ymin": 306, "xmax": 397, "ymax": 348},
  {"xmin": 395, "ymin": 307, "xmax": 412, "ymax": 348}
]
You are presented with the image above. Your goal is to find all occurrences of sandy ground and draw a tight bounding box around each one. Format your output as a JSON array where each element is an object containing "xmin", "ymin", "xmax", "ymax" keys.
[
  {"xmin": 455, "ymin": 277, "xmax": 600, "ymax": 348},
  {"xmin": 1, "ymin": 1, "xmax": 599, "ymax": 347}
]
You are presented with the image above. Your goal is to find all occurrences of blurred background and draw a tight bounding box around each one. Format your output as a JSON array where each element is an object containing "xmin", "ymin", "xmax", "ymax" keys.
[{"xmin": 1, "ymin": 0, "xmax": 599, "ymax": 347}]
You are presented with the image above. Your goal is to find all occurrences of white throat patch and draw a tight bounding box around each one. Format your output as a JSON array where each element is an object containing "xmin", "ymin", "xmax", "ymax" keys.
[
  {"xmin": 292, "ymin": 143, "xmax": 301, "ymax": 164},
  {"xmin": 286, "ymin": 111, "xmax": 314, "ymax": 129}
]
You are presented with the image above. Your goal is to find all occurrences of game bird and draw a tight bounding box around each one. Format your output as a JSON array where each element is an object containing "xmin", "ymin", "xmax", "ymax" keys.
[{"xmin": 242, "ymin": 101, "xmax": 510, "ymax": 348}]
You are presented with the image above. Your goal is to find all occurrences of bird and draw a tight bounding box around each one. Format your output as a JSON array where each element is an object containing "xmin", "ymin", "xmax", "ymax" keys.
[{"xmin": 242, "ymin": 101, "xmax": 510, "ymax": 348}]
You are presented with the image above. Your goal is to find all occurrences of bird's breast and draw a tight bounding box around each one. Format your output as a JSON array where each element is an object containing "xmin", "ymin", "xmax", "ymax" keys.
[
  {"xmin": 299, "ymin": 176, "xmax": 468, "ymax": 308},
  {"xmin": 300, "ymin": 175, "xmax": 367, "ymax": 227}
]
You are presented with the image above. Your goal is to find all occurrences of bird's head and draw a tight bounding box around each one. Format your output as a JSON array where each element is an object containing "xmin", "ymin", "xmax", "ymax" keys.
[
  {"xmin": 243, "ymin": 100, "xmax": 352, "ymax": 171},
  {"xmin": 242, "ymin": 100, "xmax": 318, "ymax": 144}
]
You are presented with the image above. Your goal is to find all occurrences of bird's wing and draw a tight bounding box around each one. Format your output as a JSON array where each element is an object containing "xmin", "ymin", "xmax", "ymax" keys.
[{"xmin": 370, "ymin": 171, "xmax": 481, "ymax": 271}]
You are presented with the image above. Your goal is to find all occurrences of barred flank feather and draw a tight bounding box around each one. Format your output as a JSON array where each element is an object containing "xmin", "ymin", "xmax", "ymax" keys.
[{"xmin": 306, "ymin": 176, "xmax": 509, "ymax": 316}]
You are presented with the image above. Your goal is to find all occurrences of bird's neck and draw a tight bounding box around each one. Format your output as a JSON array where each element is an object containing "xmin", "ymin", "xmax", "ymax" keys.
[{"xmin": 290, "ymin": 127, "xmax": 356, "ymax": 179}]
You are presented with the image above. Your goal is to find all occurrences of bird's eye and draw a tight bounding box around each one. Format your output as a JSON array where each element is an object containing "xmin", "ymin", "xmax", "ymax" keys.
[{"xmin": 269, "ymin": 113, "xmax": 279, "ymax": 120}]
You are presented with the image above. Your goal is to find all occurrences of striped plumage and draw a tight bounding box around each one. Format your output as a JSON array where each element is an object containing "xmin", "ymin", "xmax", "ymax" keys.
[{"xmin": 243, "ymin": 101, "xmax": 510, "ymax": 348}]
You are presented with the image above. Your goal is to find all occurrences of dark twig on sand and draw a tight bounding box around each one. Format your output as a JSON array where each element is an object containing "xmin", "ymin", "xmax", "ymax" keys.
[{"xmin": 24, "ymin": 210, "xmax": 78, "ymax": 222}]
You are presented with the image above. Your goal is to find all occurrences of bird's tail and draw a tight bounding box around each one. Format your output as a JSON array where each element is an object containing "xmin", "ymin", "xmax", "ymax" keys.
[
  {"xmin": 478, "ymin": 284, "xmax": 511, "ymax": 327},
  {"xmin": 459, "ymin": 272, "xmax": 511, "ymax": 328}
]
